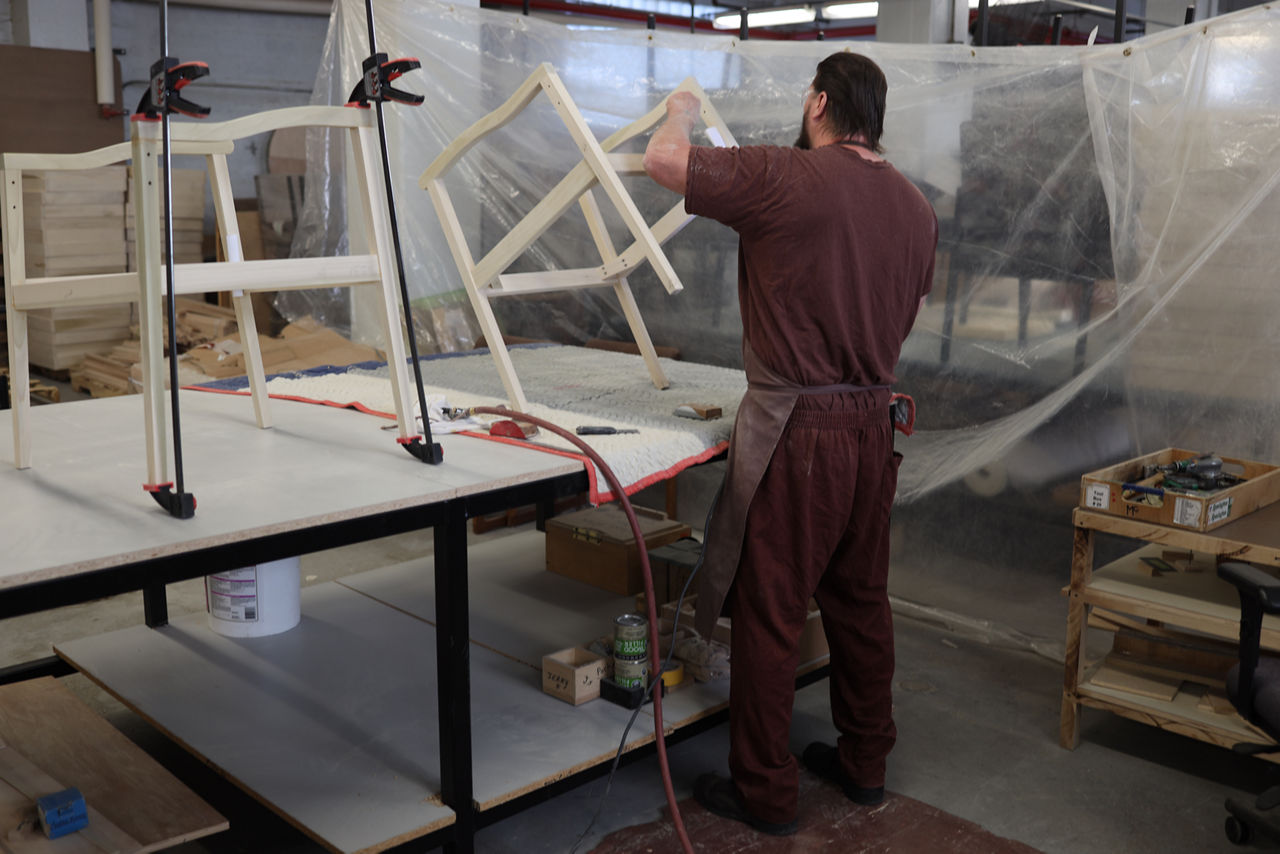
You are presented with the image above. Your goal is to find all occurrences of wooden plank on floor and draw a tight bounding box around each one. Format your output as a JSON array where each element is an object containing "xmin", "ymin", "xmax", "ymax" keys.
[
  {"xmin": 0, "ymin": 737, "xmax": 141, "ymax": 853},
  {"xmin": 0, "ymin": 677, "xmax": 224, "ymax": 852}
]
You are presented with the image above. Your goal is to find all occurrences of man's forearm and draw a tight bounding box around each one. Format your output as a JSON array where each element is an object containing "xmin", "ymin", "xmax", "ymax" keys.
[{"xmin": 644, "ymin": 99, "xmax": 699, "ymax": 195}]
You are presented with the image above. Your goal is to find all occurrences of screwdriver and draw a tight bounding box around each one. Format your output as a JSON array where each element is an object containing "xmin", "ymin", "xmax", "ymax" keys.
[{"xmin": 575, "ymin": 426, "xmax": 639, "ymax": 435}]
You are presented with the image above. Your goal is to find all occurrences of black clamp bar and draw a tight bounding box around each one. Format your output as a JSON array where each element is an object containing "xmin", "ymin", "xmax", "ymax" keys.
[
  {"xmin": 136, "ymin": 0, "xmax": 207, "ymax": 518},
  {"xmin": 351, "ymin": 0, "xmax": 443, "ymax": 466}
]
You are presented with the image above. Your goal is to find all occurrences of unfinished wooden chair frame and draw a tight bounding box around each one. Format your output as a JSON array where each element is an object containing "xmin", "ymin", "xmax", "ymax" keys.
[
  {"xmin": 1, "ymin": 106, "xmax": 420, "ymax": 487},
  {"xmin": 420, "ymin": 64, "xmax": 737, "ymax": 412}
]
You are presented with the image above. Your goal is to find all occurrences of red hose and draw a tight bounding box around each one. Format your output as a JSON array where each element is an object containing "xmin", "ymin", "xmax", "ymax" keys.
[{"xmin": 469, "ymin": 406, "xmax": 695, "ymax": 854}]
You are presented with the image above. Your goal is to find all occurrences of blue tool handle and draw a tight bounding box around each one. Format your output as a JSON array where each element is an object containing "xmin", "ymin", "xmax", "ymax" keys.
[{"xmin": 1122, "ymin": 483, "xmax": 1165, "ymax": 496}]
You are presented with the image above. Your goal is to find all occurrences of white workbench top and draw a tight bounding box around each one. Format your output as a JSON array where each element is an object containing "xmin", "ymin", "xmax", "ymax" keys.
[{"xmin": 1, "ymin": 390, "xmax": 583, "ymax": 590}]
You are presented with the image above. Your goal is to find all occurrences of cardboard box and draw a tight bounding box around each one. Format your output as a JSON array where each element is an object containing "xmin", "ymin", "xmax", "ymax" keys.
[
  {"xmin": 545, "ymin": 505, "xmax": 691, "ymax": 595},
  {"xmin": 541, "ymin": 646, "xmax": 609, "ymax": 705},
  {"xmin": 1080, "ymin": 448, "xmax": 1280, "ymax": 532}
]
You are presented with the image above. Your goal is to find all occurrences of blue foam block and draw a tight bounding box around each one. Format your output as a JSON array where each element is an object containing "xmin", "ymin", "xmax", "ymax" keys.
[{"xmin": 36, "ymin": 787, "xmax": 88, "ymax": 839}]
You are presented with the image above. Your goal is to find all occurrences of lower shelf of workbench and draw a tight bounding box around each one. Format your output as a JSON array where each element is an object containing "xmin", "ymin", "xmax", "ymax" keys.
[{"xmin": 54, "ymin": 528, "xmax": 825, "ymax": 853}]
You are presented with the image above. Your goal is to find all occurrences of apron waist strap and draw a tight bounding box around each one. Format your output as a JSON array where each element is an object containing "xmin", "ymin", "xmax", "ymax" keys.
[{"xmin": 747, "ymin": 381, "xmax": 890, "ymax": 395}]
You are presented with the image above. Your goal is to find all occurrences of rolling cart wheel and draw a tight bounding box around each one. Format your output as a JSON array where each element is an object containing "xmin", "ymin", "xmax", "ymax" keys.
[{"xmin": 1226, "ymin": 814, "xmax": 1253, "ymax": 846}]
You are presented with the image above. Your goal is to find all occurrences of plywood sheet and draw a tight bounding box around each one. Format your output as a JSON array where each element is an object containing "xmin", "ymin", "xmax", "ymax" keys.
[
  {"xmin": 0, "ymin": 678, "xmax": 224, "ymax": 852},
  {"xmin": 338, "ymin": 532, "xmax": 634, "ymax": 668},
  {"xmin": 337, "ymin": 530, "xmax": 731, "ymax": 736},
  {"xmin": 57, "ymin": 583, "xmax": 454, "ymax": 854},
  {"xmin": 0, "ymin": 391, "xmax": 582, "ymax": 591}
]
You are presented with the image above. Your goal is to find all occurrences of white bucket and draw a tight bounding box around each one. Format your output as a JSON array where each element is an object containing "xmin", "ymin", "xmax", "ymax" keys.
[{"xmin": 206, "ymin": 556, "xmax": 301, "ymax": 638}]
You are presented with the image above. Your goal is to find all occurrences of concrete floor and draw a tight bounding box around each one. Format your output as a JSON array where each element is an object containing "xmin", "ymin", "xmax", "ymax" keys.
[{"xmin": 3, "ymin": 388, "xmax": 1272, "ymax": 853}]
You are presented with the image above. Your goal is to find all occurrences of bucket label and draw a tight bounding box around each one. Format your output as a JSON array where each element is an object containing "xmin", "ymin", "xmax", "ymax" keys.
[{"xmin": 208, "ymin": 568, "xmax": 259, "ymax": 622}]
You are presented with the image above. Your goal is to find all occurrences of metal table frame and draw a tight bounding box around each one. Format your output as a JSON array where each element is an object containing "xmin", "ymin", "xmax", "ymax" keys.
[{"xmin": 0, "ymin": 462, "xmax": 590, "ymax": 854}]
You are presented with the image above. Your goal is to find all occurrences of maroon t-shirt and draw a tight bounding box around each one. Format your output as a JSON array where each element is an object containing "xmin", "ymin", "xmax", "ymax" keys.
[{"xmin": 685, "ymin": 144, "xmax": 937, "ymax": 388}]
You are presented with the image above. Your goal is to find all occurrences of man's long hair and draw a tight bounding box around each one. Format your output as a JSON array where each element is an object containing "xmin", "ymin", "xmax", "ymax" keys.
[{"xmin": 813, "ymin": 52, "xmax": 887, "ymax": 153}]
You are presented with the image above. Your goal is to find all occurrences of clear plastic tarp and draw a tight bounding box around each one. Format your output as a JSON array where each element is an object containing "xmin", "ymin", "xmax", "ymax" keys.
[{"xmin": 289, "ymin": 0, "xmax": 1280, "ymax": 611}]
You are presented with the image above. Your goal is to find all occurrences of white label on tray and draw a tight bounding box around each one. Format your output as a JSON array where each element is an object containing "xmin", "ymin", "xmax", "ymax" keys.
[
  {"xmin": 1173, "ymin": 497, "xmax": 1202, "ymax": 527},
  {"xmin": 1208, "ymin": 497, "xmax": 1233, "ymax": 525},
  {"xmin": 1085, "ymin": 484, "xmax": 1110, "ymax": 510},
  {"xmin": 207, "ymin": 567, "xmax": 259, "ymax": 622}
]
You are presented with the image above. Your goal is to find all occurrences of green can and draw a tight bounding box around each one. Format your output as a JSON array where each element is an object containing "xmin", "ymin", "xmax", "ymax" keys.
[
  {"xmin": 614, "ymin": 613, "xmax": 648, "ymax": 658},
  {"xmin": 613, "ymin": 654, "xmax": 649, "ymax": 689}
]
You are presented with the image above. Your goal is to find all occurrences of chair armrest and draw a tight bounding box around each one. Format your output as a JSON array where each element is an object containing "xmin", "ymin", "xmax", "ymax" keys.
[{"xmin": 1218, "ymin": 562, "xmax": 1280, "ymax": 614}]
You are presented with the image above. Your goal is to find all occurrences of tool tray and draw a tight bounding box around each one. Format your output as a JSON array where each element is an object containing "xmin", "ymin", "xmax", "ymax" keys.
[{"xmin": 1080, "ymin": 447, "xmax": 1280, "ymax": 532}]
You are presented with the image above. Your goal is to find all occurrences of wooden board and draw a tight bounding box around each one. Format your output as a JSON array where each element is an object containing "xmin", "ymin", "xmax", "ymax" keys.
[
  {"xmin": 0, "ymin": 738, "xmax": 141, "ymax": 854},
  {"xmin": 57, "ymin": 584, "xmax": 455, "ymax": 854},
  {"xmin": 1088, "ymin": 659, "xmax": 1181, "ymax": 701},
  {"xmin": 0, "ymin": 678, "xmax": 223, "ymax": 852},
  {"xmin": 0, "ymin": 392, "xmax": 582, "ymax": 592}
]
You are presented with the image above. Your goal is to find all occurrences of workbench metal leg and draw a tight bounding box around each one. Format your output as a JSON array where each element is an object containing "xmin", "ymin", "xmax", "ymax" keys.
[
  {"xmin": 535, "ymin": 496, "xmax": 553, "ymax": 532},
  {"xmin": 436, "ymin": 500, "xmax": 475, "ymax": 854},
  {"xmin": 1061, "ymin": 524, "xmax": 1094, "ymax": 749},
  {"xmin": 143, "ymin": 582, "xmax": 169, "ymax": 628}
]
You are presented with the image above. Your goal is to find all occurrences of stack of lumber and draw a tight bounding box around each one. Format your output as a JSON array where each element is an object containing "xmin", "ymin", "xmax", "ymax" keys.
[
  {"xmin": 22, "ymin": 167, "xmax": 127, "ymax": 277},
  {"xmin": 71, "ymin": 297, "xmax": 237, "ymax": 397},
  {"xmin": 72, "ymin": 340, "xmax": 140, "ymax": 397},
  {"xmin": 28, "ymin": 305, "xmax": 134, "ymax": 372},
  {"xmin": 18, "ymin": 167, "xmax": 130, "ymax": 371},
  {"xmin": 126, "ymin": 167, "xmax": 206, "ymax": 269}
]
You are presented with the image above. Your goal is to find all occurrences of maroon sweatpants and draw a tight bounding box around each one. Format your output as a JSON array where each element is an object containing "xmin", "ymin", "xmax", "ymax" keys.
[{"xmin": 726, "ymin": 394, "xmax": 900, "ymax": 824}]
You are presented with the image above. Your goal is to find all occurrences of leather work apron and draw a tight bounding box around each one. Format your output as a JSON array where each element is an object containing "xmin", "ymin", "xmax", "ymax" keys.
[{"xmin": 694, "ymin": 344, "xmax": 888, "ymax": 641}]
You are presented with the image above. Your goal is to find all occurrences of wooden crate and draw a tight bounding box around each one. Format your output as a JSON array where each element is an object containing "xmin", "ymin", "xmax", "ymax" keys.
[{"xmin": 1081, "ymin": 448, "xmax": 1280, "ymax": 532}]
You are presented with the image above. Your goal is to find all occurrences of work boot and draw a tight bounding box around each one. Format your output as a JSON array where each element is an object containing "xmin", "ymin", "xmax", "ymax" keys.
[
  {"xmin": 693, "ymin": 773, "xmax": 798, "ymax": 836},
  {"xmin": 801, "ymin": 742, "xmax": 885, "ymax": 805}
]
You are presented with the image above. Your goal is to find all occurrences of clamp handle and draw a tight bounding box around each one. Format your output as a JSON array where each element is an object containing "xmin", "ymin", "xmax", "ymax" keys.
[
  {"xmin": 346, "ymin": 53, "xmax": 424, "ymax": 107},
  {"xmin": 134, "ymin": 57, "xmax": 211, "ymax": 120}
]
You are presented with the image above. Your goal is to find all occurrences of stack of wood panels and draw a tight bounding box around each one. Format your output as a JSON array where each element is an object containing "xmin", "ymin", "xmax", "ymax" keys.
[
  {"xmin": 126, "ymin": 167, "xmax": 207, "ymax": 269},
  {"xmin": 21, "ymin": 167, "xmax": 131, "ymax": 372},
  {"xmin": 23, "ymin": 167, "xmax": 127, "ymax": 277}
]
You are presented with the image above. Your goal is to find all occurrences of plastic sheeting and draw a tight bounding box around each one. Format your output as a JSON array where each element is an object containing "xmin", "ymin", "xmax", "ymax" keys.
[{"xmin": 288, "ymin": 0, "xmax": 1280, "ymax": 517}]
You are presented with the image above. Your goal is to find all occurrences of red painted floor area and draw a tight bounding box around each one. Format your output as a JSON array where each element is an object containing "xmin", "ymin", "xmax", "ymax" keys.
[{"xmin": 590, "ymin": 769, "xmax": 1043, "ymax": 853}]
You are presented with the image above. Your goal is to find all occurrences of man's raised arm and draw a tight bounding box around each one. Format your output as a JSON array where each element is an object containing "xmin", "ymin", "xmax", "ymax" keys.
[{"xmin": 643, "ymin": 91, "xmax": 701, "ymax": 195}]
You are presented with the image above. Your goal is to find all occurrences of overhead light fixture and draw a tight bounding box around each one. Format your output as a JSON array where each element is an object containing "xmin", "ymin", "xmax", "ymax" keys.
[
  {"xmin": 712, "ymin": 5, "xmax": 817, "ymax": 29},
  {"xmin": 822, "ymin": 1, "xmax": 878, "ymax": 19}
]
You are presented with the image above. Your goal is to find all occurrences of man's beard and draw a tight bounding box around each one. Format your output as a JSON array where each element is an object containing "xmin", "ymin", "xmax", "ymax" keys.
[{"xmin": 794, "ymin": 120, "xmax": 811, "ymax": 150}]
